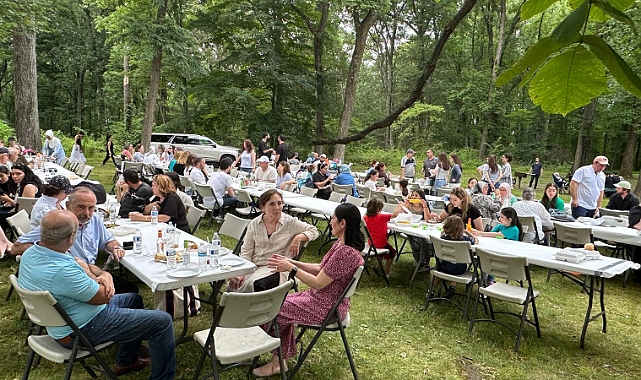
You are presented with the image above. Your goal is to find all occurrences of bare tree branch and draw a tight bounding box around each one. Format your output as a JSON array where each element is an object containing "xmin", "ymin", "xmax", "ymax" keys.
[{"xmin": 313, "ymin": 0, "xmax": 478, "ymax": 146}]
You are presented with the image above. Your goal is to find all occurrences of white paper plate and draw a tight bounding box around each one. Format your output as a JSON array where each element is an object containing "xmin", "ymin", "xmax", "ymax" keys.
[
  {"xmin": 167, "ymin": 266, "xmax": 200, "ymax": 278},
  {"xmin": 108, "ymin": 226, "xmax": 137, "ymax": 236},
  {"xmin": 219, "ymin": 255, "xmax": 245, "ymax": 267}
]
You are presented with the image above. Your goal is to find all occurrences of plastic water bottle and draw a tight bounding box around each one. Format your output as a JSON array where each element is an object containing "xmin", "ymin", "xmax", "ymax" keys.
[
  {"xmin": 183, "ymin": 241, "xmax": 191, "ymax": 266},
  {"xmin": 210, "ymin": 233, "xmax": 221, "ymax": 269},
  {"xmin": 166, "ymin": 244, "xmax": 177, "ymax": 269},
  {"xmin": 151, "ymin": 205, "xmax": 158, "ymax": 225},
  {"xmin": 133, "ymin": 230, "xmax": 143, "ymax": 254},
  {"xmin": 198, "ymin": 242, "xmax": 207, "ymax": 271},
  {"xmin": 108, "ymin": 203, "xmax": 117, "ymax": 224}
]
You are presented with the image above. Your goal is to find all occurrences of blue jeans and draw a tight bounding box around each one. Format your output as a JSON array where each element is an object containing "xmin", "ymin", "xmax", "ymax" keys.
[
  {"xmin": 434, "ymin": 179, "xmax": 446, "ymax": 189},
  {"xmin": 240, "ymin": 167, "xmax": 253, "ymax": 174},
  {"xmin": 68, "ymin": 293, "xmax": 176, "ymax": 380},
  {"xmin": 571, "ymin": 205, "xmax": 596, "ymax": 219}
]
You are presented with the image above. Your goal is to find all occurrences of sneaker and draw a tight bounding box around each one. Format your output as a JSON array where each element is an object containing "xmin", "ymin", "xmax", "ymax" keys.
[{"xmin": 444, "ymin": 286, "xmax": 456, "ymax": 299}]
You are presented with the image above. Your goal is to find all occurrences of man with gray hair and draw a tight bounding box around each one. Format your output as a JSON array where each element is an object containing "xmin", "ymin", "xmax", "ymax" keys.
[
  {"xmin": 512, "ymin": 187, "xmax": 553, "ymax": 243},
  {"xmin": 12, "ymin": 186, "xmax": 138, "ymax": 294},
  {"xmin": 18, "ymin": 210, "xmax": 176, "ymax": 378}
]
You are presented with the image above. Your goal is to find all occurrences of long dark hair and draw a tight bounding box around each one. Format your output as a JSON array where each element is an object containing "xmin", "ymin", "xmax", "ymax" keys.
[
  {"xmin": 9, "ymin": 163, "xmax": 42, "ymax": 194},
  {"xmin": 450, "ymin": 154, "xmax": 463, "ymax": 171},
  {"xmin": 365, "ymin": 169, "xmax": 378, "ymax": 182},
  {"xmin": 541, "ymin": 182, "xmax": 560, "ymax": 210},
  {"xmin": 334, "ymin": 203, "xmax": 365, "ymax": 251},
  {"xmin": 500, "ymin": 207, "xmax": 523, "ymax": 241},
  {"xmin": 438, "ymin": 152, "xmax": 450, "ymax": 171},
  {"xmin": 487, "ymin": 154, "xmax": 499, "ymax": 174}
]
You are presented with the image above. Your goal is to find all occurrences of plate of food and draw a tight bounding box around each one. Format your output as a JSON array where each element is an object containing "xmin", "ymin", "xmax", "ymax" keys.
[
  {"xmin": 154, "ymin": 251, "xmax": 184, "ymax": 263},
  {"xmin": 167, "ymin": 266, "xmax": 200, "ymax": 278},
  {"xmin": 219, "ymin": 255, "xmax": 245, "ymax": 267}
]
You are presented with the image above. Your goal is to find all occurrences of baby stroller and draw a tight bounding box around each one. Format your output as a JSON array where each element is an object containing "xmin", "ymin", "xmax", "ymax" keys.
[{"xmin": 553, "ymin": 172, "xmax": 569, "ymax": 194}]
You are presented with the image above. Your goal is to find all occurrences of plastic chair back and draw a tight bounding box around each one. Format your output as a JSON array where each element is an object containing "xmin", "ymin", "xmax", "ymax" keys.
[
  {"xmin": 356, "ymin": 185, "xmax": 371, "ymax": 199},
  {"xmin": 7, "ymin": 209, "xmax": 32, "ymax": 236},
  {"xmin": 9, "ymin": 275, "xmax": 67, "ymax": 327},
  {"xmin": 219, "ymin": 213, "xmax": 251, "ymax": 241},
  {"xmin": 300, "ymin": 187, "xmax": 318, "ymax": 198},
  {"xmin": 599, "ymin": 207, "xmax": 629, "ymax": 218},
  {"xmin": 476, "ymin": 248, "xmax": 528, "ymax": 282},
  {"xmin": 431, "ymin": 235, "xmax": 473, "ymax": 265},
  {"xmin": 218, "ymin": 280, "xmax": 294, "ymax": 328},
  {"xmin": 382, "ymin": 202, "xmax": 397, "ymax": 214},
  {"xmin": 344, "ymin": 266, "xmax": 364, "ymax": 298},
  {"xmin": 344, "ymin": 195, "xmax": 363, "ymax": 207},
  {"xmin": 186, "ymin": 206, "xmax": 207, "ymax": 233},
  {"xmin": 553, "ymin": 222, "xmax": 592, "ymax": 246},
  {"xmin": 17, "ymin": 197, "xmax": 38, "ymax": 217},
  {"xmin": 328, "ymin": 192, "xmax": 345, "ymax": 203}
]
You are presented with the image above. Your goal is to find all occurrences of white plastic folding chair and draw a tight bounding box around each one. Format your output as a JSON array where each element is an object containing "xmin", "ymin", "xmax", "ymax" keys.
[
  {"xmin": 469, "ymin": 248, "xmax": 541, "ymax": 352},
  {"xmin": 80, "ymin": 165, "xmax": 94, "ymax": 180},
  {"xmin": 186, "ymin": 206, "xmax": 207, "ymax": 234},
  {"xmin": 355, "ymin": 184, "xmax": 371, "ymax": 200},
  {"xmin": 425, "ymin": 236, "xmax": 480, "ymax": 319},
  {"xmin": 288, "ymin": 267, "xmax": 364, "ymax": 380},
  {"xmin": 344, "ymin": 195, "xmax": 364, "ymax": 207},
  {"xmin": 332, "ymin": 183, "xmax": 354, "ymax": 196},
  {"xmin": 192, "ymin": 280, "xmax": 294, "ymax": 380},
  {"xmin": 360, "ymin": 222, "xmax": 390, "ymax": 285},
  {"xmin": 598, "ymin": 207, "xmax": 629, "ymax": 218},
  {"xmin": 218, "ymin": 213, "xmax": 251, "ymax": 255},
  {"xmin": 234, "ymin": 190, "xmax": 260, "ymax": 218},
  {"xmin": 7, "ymin": 209, "xmax": 31, "ymax": 238},
  {"xmin": 17, "ymin": 197, "xmax": 38, "ymax": 217},
  {"xmin": 9, "ymin": 275, "xmax": 119, "ymax": 380}
]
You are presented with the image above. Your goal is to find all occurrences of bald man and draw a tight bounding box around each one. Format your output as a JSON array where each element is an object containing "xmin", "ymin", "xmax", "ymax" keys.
[
  {"xmin": 18, "ymin": 210, "xmax": 175, "ymax": 378},
  {"xmin": 13, "ymin": 186, "xmax": 138, "ymax": 294}
]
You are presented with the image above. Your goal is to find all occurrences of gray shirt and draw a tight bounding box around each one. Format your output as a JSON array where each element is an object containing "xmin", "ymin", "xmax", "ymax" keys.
[{"xmin": 423, "ymin": 157, "xmax": 438, "ymax": 177}]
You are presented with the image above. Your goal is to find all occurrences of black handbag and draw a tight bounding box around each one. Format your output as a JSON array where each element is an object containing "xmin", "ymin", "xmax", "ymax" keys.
[{"xmin": 118, "ymin": 194, "xmax": 146, "ymax": 217}]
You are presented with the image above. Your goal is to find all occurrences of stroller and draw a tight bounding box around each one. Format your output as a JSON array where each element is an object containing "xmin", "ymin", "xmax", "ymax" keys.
[{"xmin": 553, "ymin": 172, "xmax": 569, "ymax": 194}]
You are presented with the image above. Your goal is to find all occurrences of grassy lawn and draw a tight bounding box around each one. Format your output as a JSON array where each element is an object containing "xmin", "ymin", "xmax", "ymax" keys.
[{"xmin": 0, "ymin": 155, "xmax": 640, "ymax": 379}]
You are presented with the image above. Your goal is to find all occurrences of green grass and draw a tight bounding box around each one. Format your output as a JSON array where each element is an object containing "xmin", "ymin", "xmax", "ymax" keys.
[{"xmin": 1, "ymin": 155, "xmax": 640, "ymax": 379}]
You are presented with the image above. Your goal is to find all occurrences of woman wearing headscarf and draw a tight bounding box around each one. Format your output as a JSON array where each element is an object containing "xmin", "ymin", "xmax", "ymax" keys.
[
  {"xmin": 42, "ymin": 130, "xmax": 66, "ymax": 165},
  {"xmin": 333, "ymin": 164, "xmax": 359, "ymax": 197},
  {"xmin": 470, "ymin": 181, "xmax": 501, "ymax": 220},
  {"xmin": 493, "ymin": 182, "xmax": 517, "ymax": 209}
]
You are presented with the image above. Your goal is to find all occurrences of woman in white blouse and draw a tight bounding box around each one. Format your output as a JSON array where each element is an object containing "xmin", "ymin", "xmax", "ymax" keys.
[{"xmin": 228, "ymin": 189, "xmax": 319, "ymax": 293}]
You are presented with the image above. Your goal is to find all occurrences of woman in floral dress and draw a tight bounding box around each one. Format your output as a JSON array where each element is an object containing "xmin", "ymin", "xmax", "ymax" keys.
[{"xmin": 252, "ymin": 203, "xmax": 365, "ymax": 377}]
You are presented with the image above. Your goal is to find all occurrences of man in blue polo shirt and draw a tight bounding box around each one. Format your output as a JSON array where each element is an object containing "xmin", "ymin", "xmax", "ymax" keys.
[
  {"xmin": 12, "ymin": 186, "xmax": 138, "ymax": 294},
  {"xmin": 18, "ymin": 210, "xmax": 175, "ymax": 378}
]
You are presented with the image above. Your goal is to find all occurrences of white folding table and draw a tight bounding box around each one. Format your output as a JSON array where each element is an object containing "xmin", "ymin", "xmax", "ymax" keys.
[
  {"xmin": 112, "ymin": 222, "xmax": 256, "ymax": 344},
  {"xmin": 387, "ymin": 221, "xmax": 640, "ymax": 348}
]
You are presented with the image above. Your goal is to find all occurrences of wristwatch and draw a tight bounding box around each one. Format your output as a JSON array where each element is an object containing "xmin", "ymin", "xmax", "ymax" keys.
[{"xmin": 289, "ymin": 266, "xmax": 298, "ymax": 278}]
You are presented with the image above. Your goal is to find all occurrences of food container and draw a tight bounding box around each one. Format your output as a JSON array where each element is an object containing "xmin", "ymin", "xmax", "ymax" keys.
[{"xmin": 555, "ymin": 248, "xmax": 586, "ymax": 263}]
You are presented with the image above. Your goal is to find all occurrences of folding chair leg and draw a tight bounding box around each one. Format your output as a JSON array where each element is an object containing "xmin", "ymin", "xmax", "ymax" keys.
[
  {"xmin": 5, "ymin": 284, "xmax": 14, "ymax": 301},
  {"xmin": 289, "ymin": 329, "xmax": 323, "ymax": 380},
  {"xmin": 514, "ymin": 301, "xmax": 530, "ymax": 352},
  {"xmin": 424, "ymin": 274, "xmax": 438, "ymax": 311},
  {"xmin": 531, "ymin": 297, "xmax": 542, "ymax": 338},
  {"xmin": 469, "ymin": 291, "xmax": 482, "ymax": 333},
  {"xmin": 21, "ymin": 348, "xmax": 36, "ymax": 380},
  {"xmin": 338, "ymin": 322, "xmax": 358, "ymax": 380}
]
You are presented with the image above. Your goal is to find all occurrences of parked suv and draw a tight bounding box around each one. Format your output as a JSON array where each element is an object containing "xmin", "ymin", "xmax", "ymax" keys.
[{"xmin": 150, "ymin": 133, "xmax": 239, "ymax": 165}]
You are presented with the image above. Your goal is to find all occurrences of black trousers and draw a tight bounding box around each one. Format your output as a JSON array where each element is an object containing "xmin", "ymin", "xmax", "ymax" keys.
[
  {"xmin": 113, "ymin": 275, "xmax": 140, "ymax": 294},
  {"xmin": 253, "ymin": 273, "xmax": 280, "ymax": 292}
]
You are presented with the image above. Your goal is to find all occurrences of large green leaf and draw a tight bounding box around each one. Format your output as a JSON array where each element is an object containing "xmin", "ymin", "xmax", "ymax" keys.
[
  {"xmin": 583, "ymin": 35, "xmax": 641, "ymax": 97},
  {"xmin": 521, "ymin": 0, "xmax": 561, "ymax": 21},
  {"xmin": 551, "ymin": 0, "xmax": 589, "ymax": 44},
  {"xmin": 591, "ymin": 0, "xmax": 637, "ymax": 34},
  {"xmin": 569, "ymin": 0, "xmax": 636, "ymax": 21},
  {"xmin": 528, "ymin": 45, "xmax": 607, "ymax": 115},
  {"xmin": 496, "ymin": 36, "xmax": 572, "ymax": 86}
]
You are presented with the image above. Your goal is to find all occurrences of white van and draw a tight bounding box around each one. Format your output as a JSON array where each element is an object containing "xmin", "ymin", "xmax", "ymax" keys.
[{"xmin": 150, "ymin": 133, "xmax": 239, "ymax": 165}]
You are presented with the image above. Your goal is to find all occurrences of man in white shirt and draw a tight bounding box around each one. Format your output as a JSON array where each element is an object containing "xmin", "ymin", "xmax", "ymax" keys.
[
  {"xmin": 207, "ymin": 157, "xmax": 237, "ymax": 214},
  {"xmin": 189, "ymin": 157, "xmax": 208, "ymax": 186},
  {"xmin": 570, "ymin": 155, "xmax": 608, "ymax": 219},
  {"xmin": 400, "ymin": 149, "xmax": 416, "ymax": 180},
  {"xmin": 513, "ymin": 187, "xmax": 552, "ymax": 243},
  {"xmin": 254, "ymin": 156, "xmax": 277, "ymax": 182},
  {"xmin": 0, "ymin": 147, "xmax": 10, "ymax": 168}
]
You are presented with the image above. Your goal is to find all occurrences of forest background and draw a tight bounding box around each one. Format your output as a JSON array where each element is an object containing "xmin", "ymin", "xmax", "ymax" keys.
[{"xmin": 0, "ymin": 0, "xmax": 640, "ymax": 182}]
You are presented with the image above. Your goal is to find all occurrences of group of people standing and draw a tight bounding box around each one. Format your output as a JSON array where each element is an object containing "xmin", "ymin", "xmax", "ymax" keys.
[{"xmin": 398, "ymin": 149, "xmax": 463, "ymax": 187}]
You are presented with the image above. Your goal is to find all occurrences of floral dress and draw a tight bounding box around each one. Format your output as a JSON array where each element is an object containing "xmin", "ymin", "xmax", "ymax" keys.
[{"xmin": 274, "ymin": 240, "xmax": 364, "ymax": 359}]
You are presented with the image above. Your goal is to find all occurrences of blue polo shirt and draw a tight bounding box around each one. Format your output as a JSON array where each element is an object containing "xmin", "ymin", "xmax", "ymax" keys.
[
  {"xmin": 18, "ymin": 244, "xmax": 105, "ymax": 339},
  {"xmin": 18, "ymin": 213, "xmax": 114, "ymax": 264}
]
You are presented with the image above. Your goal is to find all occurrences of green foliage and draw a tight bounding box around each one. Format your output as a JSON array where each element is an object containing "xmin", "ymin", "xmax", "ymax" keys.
[
  {"xmin": 497, "ymin": 0, "xmax": 641, "ymax": 116},
  {"xmin": 529, "ymin": 45, "xmax": 608, "ymax": 115},
  {"xmin": 0, "ymin": 119, "xmax": 14, "ymax": 140}
]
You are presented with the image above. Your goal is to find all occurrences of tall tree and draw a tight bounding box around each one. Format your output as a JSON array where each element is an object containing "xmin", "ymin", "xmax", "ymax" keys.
[{"xmin": 13, "ymin": 25, "xmax": 40, "ymax": 150}]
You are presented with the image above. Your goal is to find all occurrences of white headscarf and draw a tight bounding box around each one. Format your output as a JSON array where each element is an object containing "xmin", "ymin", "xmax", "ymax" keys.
[{"xmin": 45, "ymin": 130, "xmax": 59, "ymax": 149}]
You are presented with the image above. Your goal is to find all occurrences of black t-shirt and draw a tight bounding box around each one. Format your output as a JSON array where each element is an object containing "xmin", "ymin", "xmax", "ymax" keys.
[
  {"xmin": 629, "ymin": 205, "xmax": 641, "ymax": 228},
  {"xmin": 607, "ymin": 193, "xmax": 640, "ymax": 211},
  {"xmin": 129, "ymin": 182, "xmax": 153, "ymax": 203},
  {"xmin": 531, "ymin": 163, "xmax": 542, "ymax": 176},
  {"xmin": 312, "ymin": 171, "xmax": 331, "ymax": 199},
  {"xmin": 446, "ymin": 204, "xmax": 482, "ymax": 223},
  {"xmin": 172, "ymin": 163, "xmax": 185, "ymax": 176},
  {"xmin": 159, "ymin": 192, "xmax": 189, "ymax": 233},
  {"xmin": 258, "ymin": 140, "xmax": 270, "ymax": 157},
  {"xmin": 275, "ymin": 143, "xmax": 288, "ymax": 165}
]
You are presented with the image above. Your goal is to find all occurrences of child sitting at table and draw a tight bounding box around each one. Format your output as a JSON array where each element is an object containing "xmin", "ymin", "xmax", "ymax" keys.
[
  {"xmin": 364, "ymin": 198, "xmax": 399, "ymax": 275},
  {"xmin": 471, "ymin": 207, "xmax": 522, "ymax": 284},
  {"xmin": 439, "ymin": 215, "xmax": 478, "ymax": 299}
]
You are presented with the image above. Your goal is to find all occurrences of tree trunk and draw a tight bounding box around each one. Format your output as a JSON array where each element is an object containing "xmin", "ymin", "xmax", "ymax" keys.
[
  {"xmin": 333, "ymin": 10, "xmax": 378, "ymax": 161},
  {"xmin": 76, "ymin": 67, "xmax": 85, "ymax": 129},
  {"xmin": 123, "ymin": 53, "xmax": 131, "ymax": 130},
  {"xmin": 621, "ymin": 100, "xmax": 639, "ymax": 178},
  {"xmin": 13, "ymin": 26, "xmax": 41, "ymax": 151},
  {"xmin": 572, "ymin": 98, "xmax": 597, "ymax": 171},
  {"xmin": 141, "ymin": 3, "xmax": 167, "ymax": 151}
]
